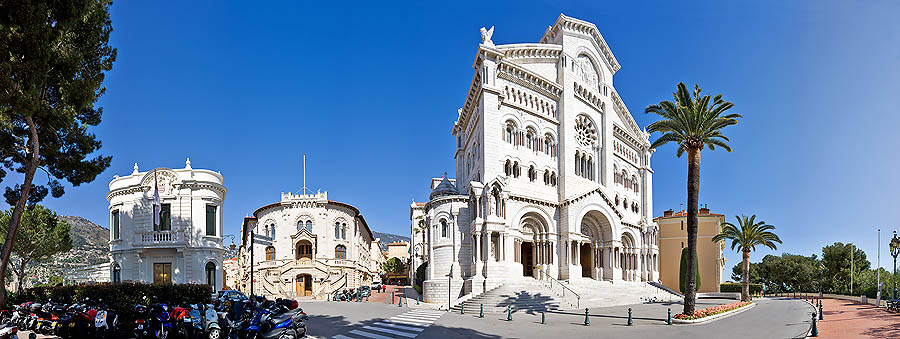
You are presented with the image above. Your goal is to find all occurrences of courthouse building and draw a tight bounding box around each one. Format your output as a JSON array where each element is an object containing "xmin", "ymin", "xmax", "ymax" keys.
[
  {"xmin": 412, "ymin": 14, "xmax": 661, "ymax": 304},
  {"xmin": 106, "ymin": 159, "xmax": 226, "ymax": 289},
  {"xmin": 238, "ymin": 191, "xmax": 383, "ymax": 299}
]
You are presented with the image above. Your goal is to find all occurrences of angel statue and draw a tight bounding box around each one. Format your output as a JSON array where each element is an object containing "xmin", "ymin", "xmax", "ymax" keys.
[{"xmin": 480, "ymin": 26, "xmax": 495, "ymax": 46}]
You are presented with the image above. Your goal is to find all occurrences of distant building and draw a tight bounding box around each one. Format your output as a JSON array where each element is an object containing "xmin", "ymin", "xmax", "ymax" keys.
[
  {"xmin": 64, "ymin": 263, "xmax": 111, "ymax": 285},
  {"xmin": 223, "ymin": 257, "xmax": 239, "ymax": 290},
  {"xmin": 107, "ymin": 159, "xmax": 226, "ymax": 289},
  {"xmin": 654, "ymin": 205, "xmax": 726, "ymax": 293},
  {"xmin": 238, "ymin": 190, "xmax": 383, "ymax": 299},
  {"xmin": 385, "ymin": 242, "xmax": 410, "ymax": 285}
]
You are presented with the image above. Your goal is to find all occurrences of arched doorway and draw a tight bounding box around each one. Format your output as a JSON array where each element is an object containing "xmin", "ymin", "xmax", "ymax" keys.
[
  {"xmin": 580, "ymin": 209, "xmax": 614, "ymax": 280},
  {"xmin": 521, "ymin": 242, "xmax": 534, "ymax": 276},
  {"xmin": 580, "ymin": 243, "xmax": 592, "ymax": 277},
  {"xmin": 296, "ymin": 274, "xmax": 312, "ymax": 297}
]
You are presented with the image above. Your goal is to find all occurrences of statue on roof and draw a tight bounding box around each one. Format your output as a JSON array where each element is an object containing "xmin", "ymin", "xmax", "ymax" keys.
[{"xmin": 480, "ymin": 26, "xmax": 495, "ymax": 46}]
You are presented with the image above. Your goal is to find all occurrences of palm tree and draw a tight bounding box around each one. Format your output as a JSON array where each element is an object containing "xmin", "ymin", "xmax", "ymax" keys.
[
  {"xmin": 645, "ymin": 83, "xmax": 741, "ymax": 314},
  {"xmin": 712, "ymin": 215, "xmax": 782, "ymax": 301}
]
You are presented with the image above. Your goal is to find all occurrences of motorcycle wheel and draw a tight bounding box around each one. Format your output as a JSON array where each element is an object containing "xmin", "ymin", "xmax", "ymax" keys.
[
  {"xmin": 278, "ymin": 331, "xmax": 296, "ymax": 339},
  {"xmin": 97, "ymin": 327, "xmax": 106, "ymax": 339},
  {"xmin": 208, "ymin": 328, "xmax": 221, "ymax": 339}
]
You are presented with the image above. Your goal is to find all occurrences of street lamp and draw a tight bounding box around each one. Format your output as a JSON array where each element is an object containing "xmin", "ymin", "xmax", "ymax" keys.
[
  {"xmin": 223, "ymin": 234, "xmax": 237, "ymax": 251},
  {"xmin": 889, "ymin": 230, "xmax": 900, "ymax": 300},
  {"xmin": 818, "ymin": 262, "xmax": 825, "ymax": 299}
]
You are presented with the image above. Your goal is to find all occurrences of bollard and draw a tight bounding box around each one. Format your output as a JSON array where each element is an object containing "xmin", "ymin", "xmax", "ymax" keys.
[
  {"xmin": 541, "ymin": 312, "xmax": 545, "ymax": 324},
  {"xmin": 818, "ymin": 303, "xmax": 823, "ymax": 320},
  {"xmin": 392, "ymin": 292, "xmax": 395, "ymax": 304},
  {"xmin": 811, "ymin": 312, "xmax": 818, "ymax": 337},
  {"xmin": 398, "ymin": 296, "xmax": 403, "ymax": 307},
  {"xmin": 507, "ymin": 305, "xmax": 512, "ymax": 321},
  {"xmin": 667, "ymin": 308, "xmax": 672, "ymax": 325},
  {"xmin": 417, "ymin": 295, "xmax": 420, "ymax": 305},
  {"xmin": 627, "ymin": 308, "xmax": 633, "ymax": 326},
  {"xmin": 584, "ymin": 308, "xmax": 590, "ymax": 326},
  {"xmin": 461, "ymin": 304, "xmax": 465, "ymax": 315},
  {"xmin": 479, "ymin": 304, "xmax": 484, "ymax": 318}
]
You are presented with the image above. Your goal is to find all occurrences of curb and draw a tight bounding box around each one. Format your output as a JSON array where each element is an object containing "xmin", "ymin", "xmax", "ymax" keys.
[{"xmin": 672, "ymin": 302, "xmax": 756, "ymax": 324}]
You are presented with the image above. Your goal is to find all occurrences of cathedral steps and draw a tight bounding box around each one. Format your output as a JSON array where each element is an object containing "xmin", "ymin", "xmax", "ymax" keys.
[
  {"xmin": 451, "ymin": 278, "xmax": 565, "ymax": 314},
  {"xmin": 563, "ymin": 278, "xmax": 682, "ymax": 307}
]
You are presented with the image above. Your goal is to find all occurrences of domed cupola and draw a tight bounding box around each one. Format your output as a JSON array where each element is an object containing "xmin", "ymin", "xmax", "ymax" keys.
[{"xmin": 430, "ymin": 173, "xmax": 459, "ymax": 199}]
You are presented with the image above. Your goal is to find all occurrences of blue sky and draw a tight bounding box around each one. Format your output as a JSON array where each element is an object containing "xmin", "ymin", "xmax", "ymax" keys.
[{"xmin": 9, "ymin": 1, "xmax": 900, "ymax": 279}]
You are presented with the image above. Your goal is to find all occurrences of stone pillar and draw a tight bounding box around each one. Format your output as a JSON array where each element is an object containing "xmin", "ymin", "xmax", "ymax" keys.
[{"xmin": 474, "ymin": 232, "xmax": 483, "ymax": 278}]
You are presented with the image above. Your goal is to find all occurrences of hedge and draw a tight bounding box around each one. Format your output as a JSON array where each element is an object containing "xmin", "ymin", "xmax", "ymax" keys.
[
  {"xmin": 7, "ymin": 282, "xmax": 212, "ymax": 328},
  {"xmin": 720, "ymin": 282, "xmax": 763, "ymax": 294},
  {"xmin": 413, "ymin": 262, "xmax": 427, "ymax": 295}
]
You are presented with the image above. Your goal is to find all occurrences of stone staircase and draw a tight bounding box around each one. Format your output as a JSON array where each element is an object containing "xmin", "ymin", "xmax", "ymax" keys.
[
  {"xmin": 452, "ymin": 278, "xmax": 565, "ymax": 314},
  {"xmin": 564, "ymin": 278, "xmax": 682, "ymax": 308}
]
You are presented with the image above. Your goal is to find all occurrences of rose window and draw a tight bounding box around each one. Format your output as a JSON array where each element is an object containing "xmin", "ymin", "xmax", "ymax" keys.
[{"xmin": 575, "ymin": 115, "xmax": 597, "ymax": 146}]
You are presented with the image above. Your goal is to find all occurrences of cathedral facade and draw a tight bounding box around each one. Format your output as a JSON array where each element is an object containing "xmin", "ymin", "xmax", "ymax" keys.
[{"xmin": 412, "ymin": 14, "xmax": 660, "ymax": 303}]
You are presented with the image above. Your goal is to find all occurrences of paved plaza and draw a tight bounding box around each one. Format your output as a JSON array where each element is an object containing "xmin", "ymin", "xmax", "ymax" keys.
[{"xmin": 816, "ymin": 298, "xmax": 900, "ymax": 338}]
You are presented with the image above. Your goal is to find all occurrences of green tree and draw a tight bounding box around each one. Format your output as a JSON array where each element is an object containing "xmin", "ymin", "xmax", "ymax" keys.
[
  {"xmin": 645, "ymin": 83, "xmax": 741, "ymax": 314},
  {"xmin": 382, "ymin": 257, "xmax": 406, "ymax": 274},
  {"xmin": 731, "ymin": 261, "xmax": 761, "ymax": 283},
  {"xmin": 0, "ymin": 205, "xmax": 72, "ymax": 293},
  {"xmin": 821, "ymin": 242, "xmax": 869, "ymax": 294},
  {"xmin": 712, "ymin": 215, "xmax": 782, "ymax": 301},
  {"xmin": 679, "ymin": 247, "xmax": 700, "ymax": 294},
  {"xmin": 0, "ymin": 0, "xmax": 115, "ymax": 306}
]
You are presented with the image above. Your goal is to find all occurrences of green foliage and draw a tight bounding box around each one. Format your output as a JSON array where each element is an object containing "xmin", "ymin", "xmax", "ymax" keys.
[
  {"xmin": 414, "ymin": 261, "xmax": 427, "ymax": 294},
  {"xmin": 8, "ymin": 282, "xmax": 212, "ymax": 325},
  {"xmin": 721, "ymin": 283, "xmax": 763, "ymax": 294},
  {"xmin": 821, "ymin": 242, "xmax": 870, "ymax": 293},
  {"xmin": 644, "ymin": 83, "xmax": 741, "ymax": 157},
  {"xmin": 382, "ymin": 257, "xmax": 406, "ymax": 274},
  {"xmin": 731, "ymin": 262, "xmax": 762, "ymax": 283},
  {"xmin": 713, "ymin": 215, "xmax": 781, "ymax": 300},
  {"xmin": 679, "ymin": 247, "xmax": 700, "ymax": 293},
  {"xmin": 0, "ymin": 205, "xmax": 72, "ymax": 292}
]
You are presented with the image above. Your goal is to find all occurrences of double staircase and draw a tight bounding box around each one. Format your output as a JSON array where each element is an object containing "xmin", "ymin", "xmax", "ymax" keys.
[
  {"xmin": 452, "ymin": 278, "xmax": 566, "ymax": 314},
  {"xmin": 565, "ymin": 278, "xmax": 682, "ymax": 307}
]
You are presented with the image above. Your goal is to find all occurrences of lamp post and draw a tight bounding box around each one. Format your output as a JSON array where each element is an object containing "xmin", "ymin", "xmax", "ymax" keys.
[
  {"xmin": 819, "ymin": 262, "xmax": 825, "ymax": 299},
  {"xmin": 890, "ymin": 230, "xmax": 900, "ymax": 300},
  {"xmin": 250, "ymin": 228, "xmax": 255, "ymax": 298}
]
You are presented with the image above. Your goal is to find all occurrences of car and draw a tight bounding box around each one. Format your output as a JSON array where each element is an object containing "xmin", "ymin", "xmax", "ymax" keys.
[
  {"xmin": 217, "ymin": 290, "xmax": 249, "ymax": 302},
  {"xmin": 359, "ymin": 286, "xmax": 371, "ymax": 298},
  {"xmin": 372, "ymin": 281, "xmax": 383, "ymax": 290}
]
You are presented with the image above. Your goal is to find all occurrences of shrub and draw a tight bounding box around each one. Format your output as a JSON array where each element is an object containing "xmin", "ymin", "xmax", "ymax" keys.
[
  {"xmin": 720, "ymin": 282, "xmax": 763, "ymax": 294},
  {"xmin": 674, "ymin": 301, "xmax": 751, "ymax": 320},
  {"xmin": 679, "ymin": 247, "xmax": 701, "ymax": 293},
  {"xmin": 414, "ymin": 261, "xmax": 427, "ymax": 295}
]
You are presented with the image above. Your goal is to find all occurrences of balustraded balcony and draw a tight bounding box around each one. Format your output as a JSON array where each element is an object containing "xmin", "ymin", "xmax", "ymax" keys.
[{"xmin": 135, "ymin": 231, "xmax": 185, "ymax": 247}]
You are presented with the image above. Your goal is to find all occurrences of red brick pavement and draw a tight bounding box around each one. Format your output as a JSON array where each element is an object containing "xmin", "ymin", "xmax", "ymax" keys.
[{"xmin": 817, "ymin": 298, "xmax": 900, "ymax": 338}]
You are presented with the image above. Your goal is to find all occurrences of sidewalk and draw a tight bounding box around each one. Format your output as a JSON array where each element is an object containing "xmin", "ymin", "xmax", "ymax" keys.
[{"xmin": 817, "ymin": 298, "xmax": 900, "ymax": 338}]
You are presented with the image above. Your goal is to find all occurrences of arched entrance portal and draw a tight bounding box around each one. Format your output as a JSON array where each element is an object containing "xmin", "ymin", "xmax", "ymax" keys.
[
  {"xmin": 296, "ymin": 274, "xmax": 312, "ymax": 297},
  {"xmin": 580, "ymin": 243, "xmax": 592, "ymax": 277},
  {"xmin": 521, "ymin": 242, "xmax": 534, "ymax": 276},
  {"xmin": 580, "ymin": 209, "xmax": 614, "ymax": 280}
]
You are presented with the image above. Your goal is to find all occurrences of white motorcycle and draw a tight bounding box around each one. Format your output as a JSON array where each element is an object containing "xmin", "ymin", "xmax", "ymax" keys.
[{"xmin": 94, "ymin": 304, "xmax": 118, "ymax": 339}]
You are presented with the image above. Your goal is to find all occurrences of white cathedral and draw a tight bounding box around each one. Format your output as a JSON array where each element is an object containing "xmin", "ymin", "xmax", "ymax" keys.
[{"xmin": 411, "ymin": 14, "xmax": 662, "ymax": 305}]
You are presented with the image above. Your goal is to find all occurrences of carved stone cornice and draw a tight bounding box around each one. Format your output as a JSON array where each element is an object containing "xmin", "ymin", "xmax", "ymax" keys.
[
  {"xmin": 496, "ymin": 61, "xmax": 562, "ymax": 101},
  {"xmin": 540, "ymin": 14, "xmax": 621, "ymax": 73},
  {"xmin": 561, "ymin": 186, "xmax": 624, "ymax": 220},
  {"xmin": 610, "ymin": 89, "xmax": 646, "ymax": 141},
  {"xmin": 573, "ymin": 82, "xmax": 604, "ymax": 115}
]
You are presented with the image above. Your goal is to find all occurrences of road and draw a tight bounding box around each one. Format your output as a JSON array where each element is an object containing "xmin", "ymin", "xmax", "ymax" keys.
[{"xmin": 304, "ymin": 297, "xmax": 813, "ymax": 339}]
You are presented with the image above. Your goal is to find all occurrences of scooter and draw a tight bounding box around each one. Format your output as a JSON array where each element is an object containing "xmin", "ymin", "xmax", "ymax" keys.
[
  {"xmin": 0, "ymin": 322, "xmax": 18, "ymax": 339},
  {"xmin": 190, "ymin": 303, "xmax": 220, "ymax": 339},
  {"xmin": 94, "ymin": 301, "xmax": 118, "ymax": 339},
  {"xmin": 150, "ymin": 303, "xmax": 173, "ymax": 339}
]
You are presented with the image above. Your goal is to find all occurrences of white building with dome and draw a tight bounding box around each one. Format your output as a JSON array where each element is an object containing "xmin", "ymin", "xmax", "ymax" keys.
[
  {"xmin": 411, "ymin": 14, "xmax": 664, "ymax": 306},
  {"xmin": 107, "ymin": 159, "xmax": 226, "ymax": 289}
]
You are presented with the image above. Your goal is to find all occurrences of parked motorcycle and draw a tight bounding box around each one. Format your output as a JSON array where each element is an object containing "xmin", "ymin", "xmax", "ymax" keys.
[
  {"xmin": 0, "ymin": 322, "xmax": 18, "ymax": 339},
  {"xmin": 170, "ymin": 305, "xmax": 194, "ymax": 338},
  {"xmin": 94, "ymin": 301, "xmax": 118, "ymax": 339}
]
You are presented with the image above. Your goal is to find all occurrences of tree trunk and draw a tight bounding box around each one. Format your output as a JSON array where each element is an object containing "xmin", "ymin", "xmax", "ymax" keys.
[
  {"xmin": 741, "ymin": 249, "xmax": 750, "ymax": 302},
  {"xmin": 683, "ymin": 147, "xmax": 701, "ymax": 315},
  {"xmin": 0, "ymin": 116, "xmax": 40, "ymax": 308},
  {"xmin": 14, "ymin": 258, "xmax": 29, "ymax": 294}
]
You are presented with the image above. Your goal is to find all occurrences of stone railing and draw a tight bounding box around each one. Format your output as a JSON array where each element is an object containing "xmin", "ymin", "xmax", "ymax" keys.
[
  {"xmin": 135, "ymin": 231, "xmax": 185, "ymax": 246},
  {"xmin": 538, "ymin": 267, "xmax": 580, "ymax": 308}
]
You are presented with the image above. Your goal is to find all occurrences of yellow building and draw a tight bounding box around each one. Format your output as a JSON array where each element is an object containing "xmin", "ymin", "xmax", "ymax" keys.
[{"xmin": 654, "ymin": 205, "xmax": 725, "ymax": 293}]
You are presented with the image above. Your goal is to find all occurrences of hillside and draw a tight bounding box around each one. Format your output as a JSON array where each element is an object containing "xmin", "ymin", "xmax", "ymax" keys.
[
  {"xmin": 373, "ymin": 231, "xmax": 410, "ymax": 251},
  {"xmin": 17, "ymin": 216, "xmax": 110, "ymax": 288}
]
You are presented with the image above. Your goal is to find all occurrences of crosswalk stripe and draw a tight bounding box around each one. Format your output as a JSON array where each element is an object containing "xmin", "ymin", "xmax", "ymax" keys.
[
  {"xmin": 400, "ymin": 314, "xmax": 442, "ymax": 321},
  {"xmin": 406, "ymin": 310, "xmax": 444, "ymax": 315},
  {"xmin": 375, "ymin": 321, "xmax": 426, "ymax": 332},
  {"xmin": 405, "ymin": 311, "xmax": 443, "ymax": 317},
  {"xmin": 384, "ymin": 319, "xmax": 428, "ymax": 327},
  {"xmin": 362, "ymin": 325, "xmax": 418, "ymax": 338},
  {"xmin": 349, "ymin": 329, "xmax": 393, "ymax": 339},
  {"xmin": 332, "ymin": 335, "xmax": 355, "ymax": 339},
  {"xmin": 390, "ymin": 316, "xmax": 435, "ymax": 323}
]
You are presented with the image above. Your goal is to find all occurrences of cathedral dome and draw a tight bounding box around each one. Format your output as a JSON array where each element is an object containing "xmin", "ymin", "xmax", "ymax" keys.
[{"xmin": 430, "ymin": 174, "xmax": 459, "ymax": 199}]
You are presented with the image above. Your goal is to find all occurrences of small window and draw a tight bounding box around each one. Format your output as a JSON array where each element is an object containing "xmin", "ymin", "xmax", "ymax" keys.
[
  {"xmin": 335, "ymin": 222, "xmax": 340, "ymax": 239},
  {"xmin": 341, "ymin": 223, "xmax": 347, "ymax": 239},
  {"xmin": 306, "ymin": 220, "xmax": 312, "ymax": 230},
  {"xmin": 270, "ymin": 223, "xmax": 275, "ymax": 238},
  {"xmin": 441, "ymin": 219, "xmax": 448, "ymax": 238},
  {"xmin": 112, "ymin": 263, "xmax": 121, "ymax": 283},
  {"xmin": 112, "ymin": 210, "xmax": 120, "ymax": 240},
  {"xmin": 265, "ymin": 246, "xmax": 275, "ymax": 260},
  {"xmin": 335, "ymin": 245, "xmax": 347, "ymax": 259},
  {"xmin": 206, "ymin": 205, "xmax": 217, "ymax": 236},
  {"xmin": 205, "ymin": 262, "xmax": 216, "ymax": 287}
]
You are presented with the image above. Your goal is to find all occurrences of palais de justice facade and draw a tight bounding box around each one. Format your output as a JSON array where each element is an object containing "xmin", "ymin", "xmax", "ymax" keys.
[{"xmin": 413, "ymin": 14, "xmax": 660, "ymax": 303}]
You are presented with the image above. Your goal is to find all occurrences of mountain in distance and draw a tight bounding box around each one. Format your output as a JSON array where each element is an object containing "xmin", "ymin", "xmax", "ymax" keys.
[
  {"xmin": 19, "ymin": 216, "xmax": 111, "ymax": 287},
  {"xmin": 372, "ymin": 231, "xmax": 410, "ymax": 251}
]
